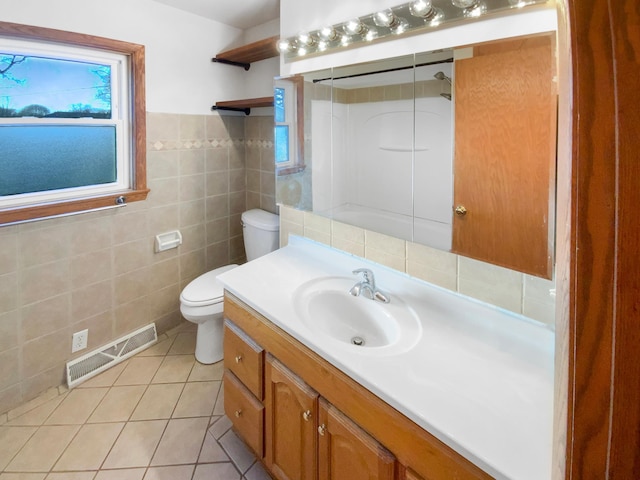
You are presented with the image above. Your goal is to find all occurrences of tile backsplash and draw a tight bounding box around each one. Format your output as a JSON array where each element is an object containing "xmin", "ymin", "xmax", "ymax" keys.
[{"xmin": 279, "ymin": 205, "xmax": 556, "ymax": 327}]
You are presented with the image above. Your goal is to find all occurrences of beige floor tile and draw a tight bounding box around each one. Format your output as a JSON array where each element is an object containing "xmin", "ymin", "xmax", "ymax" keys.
[
  {"xmin": 45, "ymin": 388, "xmax": 108, "ymax": 425},
  {"xmin": 135, "ymin": 337, "xmax": 173, "ymax": 357},
  {"xmin": 198, "ymin": 431, "xmax": 229, "ymax": 463},
  {"xmin": 46, "ymin": 472, "xmax": 97, "ymax": 480},
  {"xmin": 101, "ymin": 420, "xmax": 167, "ymax": 469},
  {"xmin": 172, "ymin": 381, "xmax": 220, "ymax": 418},
  {"xmin": 115, "ymin": 357, "xmax": 164, "ymax": 386},
  {"xmin": 151, "ymin": 356, "xmax": 194, "ymax": 384},
  {"xmin": 150, "ymin": 417, "xmax": 209, "ymax": 466},
  {"xmin": 0, "ymin": 426, "xmax": 38, "ymax": 471},
  {"xmin": 8, "ymin": 395, "xmax": 65, "ymax": 426},
  {"xmin": 219, "ymin": 428, "xmax": 257, "ymax": 474},
  {"xmin": 87, "ymin": 386, "xmax": 146, "ymax": 423},
  {"xmin": 208, "ymin": 415, "xmax": 232, "ymax": 439},
  {"xmin": 212, "ymin": 383, "xmax": 224, "ymax": 416},
  {"xmin": 94, "ymin": 469, "xmax": 145, "ymax": 480},
  {"xmin": 192, "ymin": 463, "xmax": 241, "ymax": 480},
  {"xmin": 142, "ymin": 465, "xmax": 194, "ymax": 480},
  {"xmin": 188, "ymin": 360, "xmax": 223, "ymax": 382},
  {"xmin": 6, "ymin": 389, "xmax": 59, "ymax": 422},
  {"xmin": 130, "ymin": 384, "xmax": 184, "ymax": 421},
  {"xmin": 0, "ymin": 474, "xmax": 47, "ymax": 480},
  {"xmin": 78, "ymin": 362, "xmax": 128, "ymax": 388},
  {"xmin": 167, "ymin": 332, "xmax": 196, "ymax": 355},
  {"xmin": 53, "ymin": 422, "xmax": 125, "ymax": 471},
  {"xmin": 6, "ymin": 425, "xmax": 80, "ymax": 472}
]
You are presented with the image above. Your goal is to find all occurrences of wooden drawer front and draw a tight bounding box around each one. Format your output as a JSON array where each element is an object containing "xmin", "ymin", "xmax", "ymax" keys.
[
  {"xmin": 224, "ymin": 320, "xmax": 264, "ymax": 400},
  {"xmin": 224, "ymin": 371, "xmax": 264, "ymax": 457}
]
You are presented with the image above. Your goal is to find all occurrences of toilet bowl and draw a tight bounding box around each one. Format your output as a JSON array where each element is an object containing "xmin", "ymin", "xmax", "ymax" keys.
[{"xmin": 179, "ymin": 209, "xmax": 279, "ymax": 364}]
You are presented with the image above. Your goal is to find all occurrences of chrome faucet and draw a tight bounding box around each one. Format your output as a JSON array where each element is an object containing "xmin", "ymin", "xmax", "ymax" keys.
[{"xmin": 349, "ymin": 268, "xmax": 390, "ymax": 303}]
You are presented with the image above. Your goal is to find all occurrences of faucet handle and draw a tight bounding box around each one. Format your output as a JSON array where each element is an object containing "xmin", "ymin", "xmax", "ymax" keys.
[{"xmin": 352, "ymin": 268, "xmax": 374, "ymax": 284}]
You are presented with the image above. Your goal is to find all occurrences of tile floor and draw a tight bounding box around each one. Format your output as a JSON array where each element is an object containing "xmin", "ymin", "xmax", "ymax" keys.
[{"xmin": 0, "ymin": 323, "xmax": 271, "ymax": 480}]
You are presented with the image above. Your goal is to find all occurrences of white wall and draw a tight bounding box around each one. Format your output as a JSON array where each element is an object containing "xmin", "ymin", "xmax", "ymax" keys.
[
  {"xmin": 280, "ymin": 0, "xmax": 557, "ymax": 76},
  {"xmin": 2, "ymin": 0, "xmax": 272, "ymax": 114}
]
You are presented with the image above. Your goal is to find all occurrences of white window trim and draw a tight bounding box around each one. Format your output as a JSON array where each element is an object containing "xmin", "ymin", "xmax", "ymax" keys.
[{"xmin": 0, "ymin": 38, "xmax": 132, "ymax": 208}]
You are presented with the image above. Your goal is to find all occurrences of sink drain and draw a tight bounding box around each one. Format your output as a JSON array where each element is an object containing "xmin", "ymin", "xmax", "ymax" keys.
[{"xmin": 351, "ymin": 336, "xmax": 365, "ymax": 346}]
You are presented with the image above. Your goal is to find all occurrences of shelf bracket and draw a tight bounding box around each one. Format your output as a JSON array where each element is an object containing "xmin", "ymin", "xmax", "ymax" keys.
[
  {"xmin": 211, "ymin": 58, "xmax": 250, "ymax": 71},
  {"xmin": 211, "ymin": 105, "xmax": 251, "ymax": 116}
]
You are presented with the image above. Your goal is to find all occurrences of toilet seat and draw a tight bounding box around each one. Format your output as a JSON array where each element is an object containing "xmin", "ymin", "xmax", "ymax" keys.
[{"xmin": 180, "ymin": 264, "xmax": 238, "ymax": 307}]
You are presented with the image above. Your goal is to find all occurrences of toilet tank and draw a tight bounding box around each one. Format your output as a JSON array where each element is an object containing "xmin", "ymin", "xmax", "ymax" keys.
[{"xmin": 242, "ymin": 209, "xmax": 280, "ymax": 261}]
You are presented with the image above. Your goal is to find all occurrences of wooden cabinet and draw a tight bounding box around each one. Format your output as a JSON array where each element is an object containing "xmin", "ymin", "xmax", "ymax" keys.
[
  {"xmin": 453, "ymin": 34, "xmax": 557, "ymax": 279},
  {"xmin": 265, "ymin": 355, "xmax": 318, "ymax": 480},
  {"xmin": 224, "ymin": 293, "xmax": 493, "ymax": 480},
  {"xmin": 222, "ymin": 320, "xmax": 265, "ymax": 457},
  {"xmin": 224, "ymin": 320, "xmax": 264, "ymax": 400},
  {"xmin": 318, "ymin": 398, "xmax": 396, "ymax": 480},
  {"xmin": 223, "ymin": 371, "xmax": 264, "ymax": 456}
]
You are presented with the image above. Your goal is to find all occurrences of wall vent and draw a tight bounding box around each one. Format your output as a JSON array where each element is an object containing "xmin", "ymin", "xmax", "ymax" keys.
[{"xmin": 66, "ymin": 323, "xmax": 157, "ymax": 388}]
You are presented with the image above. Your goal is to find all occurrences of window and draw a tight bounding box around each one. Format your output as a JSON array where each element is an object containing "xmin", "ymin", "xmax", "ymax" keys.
[
  {"xmin": 0, "ymin": 22, "xmax": 147, "ymax": 224},
  {"xmin": 274, "ymin": 75, "xmax": 305, "ymax": 175}
]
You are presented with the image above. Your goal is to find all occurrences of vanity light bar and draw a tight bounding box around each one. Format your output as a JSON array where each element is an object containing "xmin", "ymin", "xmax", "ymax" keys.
[{"xmin": 278, "ymin": 0, "xmax": 549, "ymax": 60}]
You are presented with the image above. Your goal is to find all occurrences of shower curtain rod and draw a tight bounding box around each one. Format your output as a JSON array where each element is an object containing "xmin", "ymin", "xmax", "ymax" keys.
[{"xmin": 312, "ymin": 57, "xmax": 453, "ymax": 83}]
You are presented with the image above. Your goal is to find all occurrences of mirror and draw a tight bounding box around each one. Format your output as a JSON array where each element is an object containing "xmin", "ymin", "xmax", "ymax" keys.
[{"xmin": 276, "ymin": 33, "xmax": 557, "ymax": 279}]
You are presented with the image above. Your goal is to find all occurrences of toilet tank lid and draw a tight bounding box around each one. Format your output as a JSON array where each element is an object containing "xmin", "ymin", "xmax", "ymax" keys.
[
  {"xmin": 180, "ymin": 264, "xmax": 238, "ymax": 305},
  {"xmin": 242, "ymin": 209, "xmax": 279, "ymax": 231}
]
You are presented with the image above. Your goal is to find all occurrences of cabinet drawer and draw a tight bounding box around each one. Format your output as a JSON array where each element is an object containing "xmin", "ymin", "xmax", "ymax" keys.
[
  {"xmin": 224, "ymin": 370, "xmax": 264, "ymax": 457},
  {"xmin": 224, "ymin": 320, "xmax": 264, "ymax": 399}
]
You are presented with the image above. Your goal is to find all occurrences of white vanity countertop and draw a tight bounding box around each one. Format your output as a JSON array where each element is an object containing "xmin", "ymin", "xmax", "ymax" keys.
[{"xmin": 217, "ymin": 236, "xmax": 554, "ymax": 480}]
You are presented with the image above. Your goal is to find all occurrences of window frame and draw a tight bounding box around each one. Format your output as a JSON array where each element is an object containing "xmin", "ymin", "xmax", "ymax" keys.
[
  {"xmin": 274, "ymin": 75, "xmax": 305, "ymax": 176},
  {"xmin": 0, "ymin": 21, "xmax": 148, "ymax": 225}
]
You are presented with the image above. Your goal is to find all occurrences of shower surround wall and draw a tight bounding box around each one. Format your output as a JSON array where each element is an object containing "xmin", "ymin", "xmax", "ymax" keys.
[{"xmin": 0, "ymin": 112, "xmax": 276, "ymax": 416}]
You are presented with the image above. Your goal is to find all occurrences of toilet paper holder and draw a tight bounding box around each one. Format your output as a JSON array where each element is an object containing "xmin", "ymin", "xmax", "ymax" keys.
[{"xmin": 155, "ymin": 230, "xmax": 182, "ymax": 252}]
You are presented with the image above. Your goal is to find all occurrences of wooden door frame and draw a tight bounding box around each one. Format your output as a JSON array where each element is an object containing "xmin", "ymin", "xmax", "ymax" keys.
[{"xmin": 557, "ymin": 0, "xmax": 640, "ymax": 478}]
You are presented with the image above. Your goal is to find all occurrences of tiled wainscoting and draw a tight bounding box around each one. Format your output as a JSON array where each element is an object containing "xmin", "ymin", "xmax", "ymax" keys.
[
  {"xmin": 279, "ymin": 205, "xmax": 556, "ymax": 327},
  {"xmin": 0, "ymin": 112, "xmax": 276, "ymax": 416},
  {"xmin": 0, "ymin": 324, "xmax": 269, "ymax": 480}
]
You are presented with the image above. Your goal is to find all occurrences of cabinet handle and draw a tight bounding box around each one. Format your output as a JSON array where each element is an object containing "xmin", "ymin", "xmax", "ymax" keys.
[
  {"xmin": 235, "ymin": 409, "xmax": 242, "ymax": 418},
  {"xmin": 318, "ymin": 424, "xmax": 326, "ymax": 436},
  {"xmin": 235, "ymin": 355, "xmax": 243, "ymax": 364},
  {"xmin": 303, "ymin": 410, "xmax": 312, "ymax": 422}
]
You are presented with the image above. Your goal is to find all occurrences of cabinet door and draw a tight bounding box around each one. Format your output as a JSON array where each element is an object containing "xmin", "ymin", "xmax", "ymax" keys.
[
  {"xmin": 318, "ymin": 398, "xmax": 396, "ymax": 480},
  {"xmin": 452, "ymin": 34, "xmax": 556, "ymax": 278},
  {"xmin": 265, "ymin": 354, "xmax": 318, "ymax": 480}
]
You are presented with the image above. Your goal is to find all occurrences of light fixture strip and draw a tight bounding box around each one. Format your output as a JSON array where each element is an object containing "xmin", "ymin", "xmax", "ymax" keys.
[{"xmin": 278, "ymin": 0, "xmax": 549, "ymax": 60}]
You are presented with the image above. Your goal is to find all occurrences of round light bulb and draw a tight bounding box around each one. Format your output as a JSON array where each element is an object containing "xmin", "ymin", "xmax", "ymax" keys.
[
  {"xmin": 410, "ymin": 0, "xmax": 434, "ymax": 17},
  {"xmin": 344, "ymin": 18, "xmax": 368, "ymax": 36},
  {"xmin": 319, "ymin": 26, "xmax": 340, "ymax": 42},
  {"xmin": 451, "ymin": 0, "xmax": 480, "ymax": 8},
  {"xmin": 373, "ymin": 9, "xmax": 396, "ymax": 28},
  {"xmin": 298, "ymin": 33, "xmax": 317, "ymax": 47},
  {"xmin": 277, "ymin": 38, "xmax": 295, "ymax": 53}
]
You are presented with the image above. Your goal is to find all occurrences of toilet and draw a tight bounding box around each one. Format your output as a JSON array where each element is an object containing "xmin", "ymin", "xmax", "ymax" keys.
[{"xmin": 179, "ymin": 209, "xmax": 280, "ymax": 364}]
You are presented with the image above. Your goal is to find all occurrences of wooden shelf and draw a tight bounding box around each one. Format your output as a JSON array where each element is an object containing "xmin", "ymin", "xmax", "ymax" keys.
[
  {"xmin": 213, "ymin": 36, "xmax": 279, "ymax": 70},
  {"xmin": 212, "ymin": 96, "xmax": 274, "ymax": 115}
]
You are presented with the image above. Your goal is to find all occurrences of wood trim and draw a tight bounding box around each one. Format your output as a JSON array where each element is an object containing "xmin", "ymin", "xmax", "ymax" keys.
[
  {"xmin": 215, "ymin": 36, "xmax": 279, "ymax": 65},
  {"xmin": 224, "ymin": 293, "xmax": 493, "ymax": 480},
  {"xmin": 561, "ymin": 0, "xmax": 640, "ymax": 478},
  {"xmin": 0, "ymin": 21, "xmax": 148, "ymax": 225},
  {"xmin": 0, "ymin": 189, "xmax": 149, "ymax": 225}
]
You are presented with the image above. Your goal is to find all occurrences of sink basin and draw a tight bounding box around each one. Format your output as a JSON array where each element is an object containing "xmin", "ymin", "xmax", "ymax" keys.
[{"xmin": 293, "ymin": 276, "xmax": 422, "ymax": 354}]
